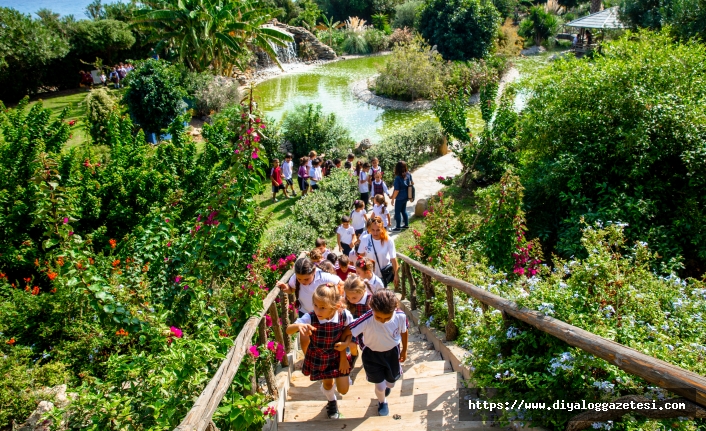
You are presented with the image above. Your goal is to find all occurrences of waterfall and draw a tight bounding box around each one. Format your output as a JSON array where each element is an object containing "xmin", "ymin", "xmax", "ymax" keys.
[{"xmin": 272, "ymin": 40, "xmax": 298, "ymax": 64}]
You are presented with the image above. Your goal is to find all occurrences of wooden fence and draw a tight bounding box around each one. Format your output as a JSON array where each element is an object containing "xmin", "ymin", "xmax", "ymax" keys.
[{"xmin": 395, "ymin": 252, "xmax": 706, "ymax": 409}]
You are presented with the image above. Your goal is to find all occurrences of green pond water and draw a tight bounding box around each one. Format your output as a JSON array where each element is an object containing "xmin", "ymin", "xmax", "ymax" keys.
[{"xmin": 255, "ymin": 55, "xmax": 485, "ymax": 143}]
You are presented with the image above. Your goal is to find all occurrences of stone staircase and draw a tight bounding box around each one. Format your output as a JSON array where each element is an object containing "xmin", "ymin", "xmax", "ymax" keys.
[{"xmin": 275, "ymin": 325, "xmax": 494, "ymax": 430}]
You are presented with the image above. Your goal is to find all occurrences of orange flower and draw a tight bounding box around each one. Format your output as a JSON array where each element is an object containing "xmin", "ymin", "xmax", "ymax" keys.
[
  {"xmin": 142, "ymin": 264, "xmax": 149, "ymax": 273},
  {"xmin": 34, "ymin": 258, "xmax": 39, "ymax": 267},
  {"xmin": 6, "ymin": 338, "xmax": 15, "ymax": 345},
  {"xmin": 31, "ymin": 286, "xmax": 39, "ymax": 295},
  {"xmin": 89, "ymin": 257, "xmax": 95, "ymax": 265},
  {"xmin": 25, "ymin": 286, "xmax": 29, "ymax": 292},
  {"xmin": 23, "ymin": 277, "xmax": 31, "ymax": 283},
  {"xmin": 57, "ymin": 257, "xmax": 65, "ymax": 267},
  {"xmin": 0, "ymin": 272, "xmax": 5, "ymax": 279},
  {"xmin": 116, "ymin": 328, "xmax": 128, "ymax": 336},
  {"xmin": 76, "ymin": 262, "xmax": 84, "ymax": 270},
  {"xmin": 112, "ymin": 259, "xmax": 120, "ymax": 268},
  {"xmin": 50, "ymin": 288, "xmax": 57, "ymax": 293},
  {"xmin": 47, "ymin": 272, "xmax": 58, "ymax": 281},
  {"xmin": 109, "ymin": 239, "xmax": 117, "ymax": 249}
]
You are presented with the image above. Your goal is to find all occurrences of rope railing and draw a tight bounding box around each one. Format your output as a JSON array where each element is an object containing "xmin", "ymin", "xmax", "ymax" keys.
[
  {"xmin": 174, "ymin": 253, "xmax": 303, "ymax": 431},
  {"xmin": 395, "ymin": 252, "xmax": 706, "ymax": 409}
]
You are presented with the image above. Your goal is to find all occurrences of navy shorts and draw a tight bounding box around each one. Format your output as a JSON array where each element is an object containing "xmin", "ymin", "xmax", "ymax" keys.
[
  {"xmin": 362, "ymin": 345, "xmax": 402, "ymax": 384},
  {"xmin": 285, "ymin": 178, "xmax": 293, "ymax": 186},
  {"xmin": 298, "ymin": 177, "xmax": 308, "ymax": 191},
  {"xmin": 272, "ymin": 184, "xmax": 284, "ymax": 193}
]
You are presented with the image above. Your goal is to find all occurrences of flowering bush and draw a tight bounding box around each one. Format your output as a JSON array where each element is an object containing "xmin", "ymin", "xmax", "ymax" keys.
[{"xmin": 436, "ymin": 176, "xmax": 454, "ymax": 186}]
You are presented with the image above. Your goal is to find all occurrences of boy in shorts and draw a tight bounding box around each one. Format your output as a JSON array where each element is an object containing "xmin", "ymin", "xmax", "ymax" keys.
[
  {"xmin": 282, "ymin": 153, "xmax": 297, "ymax": 197},
  {"xmin": 271, "ymin": 159, "xmax": 289, "ymax": 202}
]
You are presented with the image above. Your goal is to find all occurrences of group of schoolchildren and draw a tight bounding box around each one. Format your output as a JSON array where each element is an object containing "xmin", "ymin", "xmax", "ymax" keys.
[
  {"xmin": 79, "ymin": 63, "xmax": 134, "ymax": 90},
  {"xmin": 277, "ymin": 231, "xmax": 405, "ymax": 419}
]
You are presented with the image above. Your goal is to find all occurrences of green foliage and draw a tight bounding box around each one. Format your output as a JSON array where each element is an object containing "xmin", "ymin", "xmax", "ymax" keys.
[
  {"xmin": 289, "ymin": 0, "xmax": 323, "ymax": 26},
  {"xmin": 191, "ymin": 74, "xmax": 243, "ymax": 117},
  {"xmin": 495, "ymin": 18, "xmax": 524, "ymax": 56},
  {"xmin": 417, "ymin": 0, "xmax": 501, "ymax": 60},
  {"xmin": 123, "ymin": 59, "xmax": 188, "ymax": 135},
  {"xmin": 86, "ymin": 87, "xmax": 119, "ymax": 147},
  {"xmin": 70, "ymin": 19, "xmax": 136, "ymax": 63},
  {"xmin": 493, "ymin": 0, "xmax": 518, "ymax": 18},
  {"xmin": 518, "ymin": 30, "xmax": 706, "ymax": 271},
  {"xmin": 518, "ymin": 6, "xmax": 558, "ymax": 46},
  {"xmin": 0, "ymin": 7, "xmax": 71, "ymax": 102},
  {"xmin": 133, "ymin": 0, "xmax": 293, "ymax": 73},
  {"xmin": 266, "ymin": 223, "xmax": 319, "ymax": 260},
  {"xmin": 433, "ymin": 88, "xmax": 472, "ymax": 153},
  {"xmin": 364, "ymin": 28, "xmax": 391, "ymax": 52},
  {"xmin": 372, "ymin": 37, "xmax": 444, "ymax": 100},
  {"xmin": 341, "ymin": 30, "xmax": 371, "ymax": 54},
  {"xmin": 392, "ymin": 0, "xmax": 422, "ymax": 28},
  {"xmin": 619, "ymin": 0, "xmax": 706, "ymax": 40},
  {"xmin": 367, "ymin": 120, "xmax": 444, "ymax": 182},
  {"xmin": 280, "ymin": 103, "xmax": 355, "ymax": 160},
  {"xmin": 290, "ymin": 167, "xmax": 358, "ymax": 237},
  {"xmin": 471, "ymin": 86, "xmax": 519, "ymax": 181}
]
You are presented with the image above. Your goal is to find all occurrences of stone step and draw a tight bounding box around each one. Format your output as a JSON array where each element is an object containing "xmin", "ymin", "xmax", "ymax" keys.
[{"xmin": 287, "ymin": 370, "xmax": 459, "ymax": 402}]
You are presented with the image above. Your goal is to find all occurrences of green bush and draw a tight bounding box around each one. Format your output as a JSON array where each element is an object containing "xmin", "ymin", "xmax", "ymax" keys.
[
  {"xmin": 266, "ymin": 223, "xmax": 320, "ymax": 260},
  {"xmin": 188, "ymin": 73, "xmax": 242, "ymax": 117},
  {"xmin": 86, "ymin": 87, "xmax": 118, "ymax": 147},
  {"xmin": 619, "ymin": 0, "xmax": 706, "ymax": 40},
  {"xmin": 364, "ymin": 28, "xmax": 390, "ymax": 52},
  {"xmin": 372, "ymin": 37, "xmax": 445, "ymax": 101},
  {"xmin": 123, "ymin": 59, "xmax": 188, "ymax": 135},
  {"xmin": 280, "ymin": 103, "xmax": 355, "ymax": 160},
  {"xmin": 518, "ymin": 6, "xmax": 558, "ymax": 47},
  {"xmin": 518, "ymin": 30, "xmax": 706, "ymax": 271},
  {"xmin": 367, "ymin": 120, "xmax": 444, "ymax": 182},
  {"xmin": 341, "ymin": 30, "xmax": 371, "ymax": 54},
  {"xmin": 417, "ymin": 0, "xmax": 500, "ymax": 60},
  {"xmin": 290, "ymin": 167, "xmax": 358, "ymax": 236},
  {"xmin": 392, "ymin": 0, "xmax": 422, "ymax": 28}
]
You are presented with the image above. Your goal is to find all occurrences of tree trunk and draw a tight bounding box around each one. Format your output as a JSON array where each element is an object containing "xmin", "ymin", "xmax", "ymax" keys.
[{"xmin": 590, "ymin": 0, "xmax": 602, "ymax": 13}]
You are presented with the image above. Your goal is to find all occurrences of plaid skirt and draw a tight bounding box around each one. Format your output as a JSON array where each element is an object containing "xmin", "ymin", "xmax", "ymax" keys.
[{"xmin": 301, "ymin": 311, "xmax": 352, "ymax": 381}]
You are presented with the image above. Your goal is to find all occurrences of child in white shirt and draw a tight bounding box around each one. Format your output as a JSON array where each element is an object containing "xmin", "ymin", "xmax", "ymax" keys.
[
  {"xmin": 282, "ymin": 152, "xmax": 296, "ymax": 197},
  {"xmin": 350, "ymin": 200, "xmax": 368, "ymax": 236},
  {"xmin": 309, "ymin": 158, "xmax": 323, "ymax": 190},
  {"xmin": 372, "ymin": 194, "xmax": 391, "ymax": 229},
  {"xmin": 336, "ymin": 215, "xmax": 357, "ymax": 257}
]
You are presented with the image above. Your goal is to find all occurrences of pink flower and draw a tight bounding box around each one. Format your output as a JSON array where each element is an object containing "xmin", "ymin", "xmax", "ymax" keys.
[
  {"xmin": 253, "ymin": 135, "xmax": 261, "ymax": 142},
  {"xmin": 275, "ymin": 343, "xmax": 285, "ymax": 361},
  {"xmin": 63, "ymin": 217, "xmax": 69, "ymax": 224},
  {"xmin": 267, "ymin": 341, "xmax": 276, "ymax": 351},
  {"xmin": 175, "ymin": 276, "xmax": 182, "ymax": 283},
  {"xmin": 514, "ymin": 267, "xmax": 525, "ymax": 276},
  {"xmin": 270, "ymin": 264, "xmax": 278, "ymax": 271},
  {"xmin": 423, "ymin": 210, "xmax": 429, "ymax": 217},
  {"xmin": 234, "ymin": 149, "xmax": 240, "ymax": 154},
  {"xmin": 259, "ymin": 124, "xmax": 266, "ymax": 129},
  {"xmin": 165, "ymin": 218, "xmax": 170, "ymax": 223},
  {"xmin": 170, "ymin": 326, "xmax": 183, "ymax": 338},
  {"xmin": 255, "ymin": 118, "xmax": 261, "ymax": 123},
  {"xmin": 68, "ymin": 231, "xmax": 74, "ymax": 236},
  {"xmin": 246, "ymin": 128, "xmax": 253, "ymax": 134},
  {"xmin": 248, "ymin": 345, "xmax": 260, "ymax": 358},
  {"xmin": 252, "ymin": 152, "xmax": 258, "ymax": 159},
  {"xmin": 265, "ymin": 315, "xmax": 272, "ymax": 327},
  {"xmin": 167, "ymin": 241, "xmax": 171, "ymax": 247},
  {"xmin": 183, "ymin": 284, "xmax": 189, "ymax": 290}
]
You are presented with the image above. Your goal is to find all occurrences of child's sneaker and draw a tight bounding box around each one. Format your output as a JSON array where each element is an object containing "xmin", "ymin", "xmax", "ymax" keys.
[
  {"xmin": 326, "ymin": 400, "xmax": 340, "ymax": 419},
  {"xmin": 377, "ymin": 401, "xmax": 389, "ymax": 416}
]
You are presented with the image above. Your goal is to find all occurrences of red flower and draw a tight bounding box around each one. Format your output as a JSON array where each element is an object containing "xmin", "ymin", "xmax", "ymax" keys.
[
  {"xmin": 116, "ymin": 329, "xmax": 128, "ymax": 336},
  {"xmin": 109, "ymin": 239, "xmax": 117, "ymax": 249},
  {"xmin": 112, "ymin": 259, "xmax": 120, "ymax": 268},
  {"xmin": 47, "ymin": 272, "xmax": 58, "ymax": 281},
  {"xmin": 31, "ymin": 286, "xmax": 39, "ymax": 295},
  {"xmin": 6, "ymin": 338, "xmax": 15, "ymax": 345}
]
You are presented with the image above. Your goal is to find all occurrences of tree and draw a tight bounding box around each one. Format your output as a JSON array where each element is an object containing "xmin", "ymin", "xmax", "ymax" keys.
[
  {"xmin": 289, "ymin": 0, "xmax": 322, "ymax": 26},
  {"xmin": 122, "ymin": 59, "xmax": 188, "ymax": 136},
  {"xmin": 0, "ymin": 7, "xmax": 70, "ymax": 102},
  {"xmin": 133, "ymin": 0, "xmax": 293, "ymax": 74},
  {"xmin": 71, "ymin": 19, "xmax": 136, "ymax": 65},
  {"xmin": 392, "ymin": 0, "xmax": 422, "ymax": 28},
  {"xmin": 417, "ymin": 0, "xmax": 501, "ymax": 60},
  {"xmin": 619, "ymin": 0, "xmax": 706, "ymax": 40},
  {"xmin": 518, "ymin": 6, "xmax": 558, "ymax": 46},
  {"xmin": 316, "ymin": 14, "xmax": 344, "ymax": 47}
]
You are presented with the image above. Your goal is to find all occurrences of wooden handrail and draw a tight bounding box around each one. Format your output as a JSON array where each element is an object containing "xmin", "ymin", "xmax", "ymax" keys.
[
  {"xmin": 396, "ymin": 252, "xmax": 706, "ymax": 408},
  {"xmin": 174, "ymin": 257, "xmax": 300, "ymax": 431}
]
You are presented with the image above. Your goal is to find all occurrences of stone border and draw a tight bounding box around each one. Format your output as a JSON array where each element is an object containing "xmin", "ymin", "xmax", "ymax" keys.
[{"xmin": 351, "ymin": 77, "xmax": 434, "ymax": 111}]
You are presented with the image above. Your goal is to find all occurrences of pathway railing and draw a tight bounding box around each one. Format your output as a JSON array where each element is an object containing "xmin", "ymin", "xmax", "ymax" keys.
[
  {"xmin": 174, "ymin": 253, "xmax": 304, "ymax": 431},
  {"xmin": 395, "ymin": 252, "xmax": 706, "ymax": 409}
]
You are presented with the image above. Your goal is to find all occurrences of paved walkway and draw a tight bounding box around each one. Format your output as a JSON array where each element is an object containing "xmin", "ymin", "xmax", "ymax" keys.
[{"xmin": 382, "ymin": 152, "xmax": 463, "ymax": 237}]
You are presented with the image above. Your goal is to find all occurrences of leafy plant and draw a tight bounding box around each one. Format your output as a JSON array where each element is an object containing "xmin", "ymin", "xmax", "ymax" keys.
[
  {"xmin": 86, "ymin": 87, "xmax": 119, "ymax": 147},
  {"xmin": 392, "ymin": 1, "xmax": 422, "ymax": 29},
  {"xmin": 280, "ymin": 103, "xmax": 355, "ymax": 160},
  {"xmin": 388, "ymin": 27, "xmax": 414, "ymax": 45},
  {"xmin": 316, "ymin": 14, "xmax": 344, "ymax": 47},
  {"xmin": 341, "ymin": 30, "xmax": 371, "ymax": 54},
  {"xmin": 364, "ymin": 28, "xmax": 390, "ymax": 52},
  {"xmin": 518, "ymin": 6, "xmax": 558, "ymax": 47},
  {"xmin": 417, "ymin": 0, "xmax": 500, "ymax": 60}
]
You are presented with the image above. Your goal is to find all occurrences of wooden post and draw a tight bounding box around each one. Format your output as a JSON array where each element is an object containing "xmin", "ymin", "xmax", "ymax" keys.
[
  {"xmin": 407, "ymin": 264, "xmax": 418, "ymax": 310},
  {"xmin": 423, "ymin": 274, "xmax": 433, "ymax": 317},
  {"xmin": 258, "ymin": 319, "xmax": 279, "ymax": 399},
  {"xmin": 445, "ymin": 284, "xmax": 458, "ymax": 341},
  {"xmin": 269, "ymin": 302, "xmax": 289, "ymax": 367},
  {"xmin": 288, "ymin": 292, "xmax": 296, "ymax": 323},
  {"xmin": 400, "ymin": 262, "xmax": 407, "ymax": 300},
  {"xmin": 280, "ymin": 292, "xmax": 292, "ymax": 354}
]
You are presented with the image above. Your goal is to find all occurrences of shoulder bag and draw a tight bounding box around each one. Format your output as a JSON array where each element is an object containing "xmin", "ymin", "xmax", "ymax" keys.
[
  {"xmin": 407, "ymin": 174, "xmax": 415, "ymax": 203},
  {"xmin": 370, "ymin": 237, "xmax": 395, "ymax": 286}
]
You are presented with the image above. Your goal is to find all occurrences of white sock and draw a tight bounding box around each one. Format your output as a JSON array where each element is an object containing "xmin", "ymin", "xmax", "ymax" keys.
[
  {"xmin": 320, "ymin": 383, "xmax": 337, "ymax": 402},
  {"xmin": 374, "ymin": 381, "xmax": 387, "ymax": 404}
]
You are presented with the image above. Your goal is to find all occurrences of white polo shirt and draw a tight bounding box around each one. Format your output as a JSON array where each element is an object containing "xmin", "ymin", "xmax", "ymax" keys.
[
  {"xmin": 295, "ymin": 309, "xmax": 353, "ymax": 325},
  {"xmin": 336, "ymin": 225, "xmax": 355, "ymax": 245},
  {"xmin": 287, "ymin": 269, "xmax": 342, "ymax": 313},
  {"xmin": 349, "ymin": 309, "xmax": 408, "ymax": 352},
  {"xmin": 357, "ymin": 236, "xmax": 396, "ymax": 278}
]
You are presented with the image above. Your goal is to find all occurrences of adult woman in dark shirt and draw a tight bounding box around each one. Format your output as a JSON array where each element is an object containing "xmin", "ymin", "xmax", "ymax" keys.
[{"xmin": 389, "ymin": 161, "xmax": 413, "ymax": 232}]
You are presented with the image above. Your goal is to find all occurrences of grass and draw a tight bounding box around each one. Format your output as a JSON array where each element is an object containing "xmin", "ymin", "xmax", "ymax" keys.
[{"xmin": 254, "ymin": 175, "xmax": 301, "ymax": 232}]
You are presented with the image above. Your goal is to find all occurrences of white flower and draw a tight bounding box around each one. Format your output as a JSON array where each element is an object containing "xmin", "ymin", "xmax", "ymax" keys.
[
  {"xmin": 593, "ymin": 381, "xmax": 615, "ymax": 393},
  {"xmin": 495, "ymin": 373, "xmax": 502, "ymax": 379},
  {"xmin": 538, "ymin": 303, "xmax": 555, "ymax": 315},
  {"xmin": 506, "ymin": 326, "xmax": 521, "ymax": 339}
]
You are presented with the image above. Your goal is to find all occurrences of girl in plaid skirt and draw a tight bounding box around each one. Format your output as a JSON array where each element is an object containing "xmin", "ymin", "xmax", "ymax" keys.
[
  {"xmin": 343, "ymin": 276, "xmax": 374, "ymax": 371},
  {"xmin": 286, "ymin": 283, "xmax": 353, "ymax": 419}
]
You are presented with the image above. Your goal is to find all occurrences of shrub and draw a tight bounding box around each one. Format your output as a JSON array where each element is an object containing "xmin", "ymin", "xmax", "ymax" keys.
[
  {"xmin": 371, "ymin": 37, "xmax": 445, "ymax": 101},
  {"xmin": 518, "ymin": 30, "xmax": 706, "ymax": 272},
  {"xmin": 85, "ymin": 87, "xmax": 118, "ymax": 147},
  {"xmin": 367, "ymin": 120, "xmax": 444, "ymax": 182},
  {"xmin": 417, "ymin": 0, "xmax": 500, "ymax": 60},
  {"xmin": 392, "ymin": 0, "xmax": 422, "ymax": 29},
  {"xmin": 341, "ymin": 30, "xmax": 371, "ymax": 54},
  {"xmin": 266, "ymin": 223, "xmax": 319, "ymax": 260},
  {"xmin": 123, "ymin": 59, "xmax": 187, "ymax": 135},
  {"xmin": 192, "ymin": 74, "xmax": 242, "ymax": 117},
  {"xmin": 290, "ymin": 167, "xmax": 358, "ymax": 236},
  {"xmin": 518, "ymin": 6, "xmax": 558, "ymax": 47},
  {"xmin": 443, "ymin": 59, "xmax": 500, "ymax": 94},
  {"xmin": 364, "ymin": 28, "xmax": 390, "ymax": 52},
  {"xmin": 280, "ymin": 103, "xmax": 355, "ymax": 161},
  {"xmin": 388, "ymin": 27, "xmax": 414, "ymax": 46},
  {"xmin": 495, "ymin": 18, "xmax": 524, "ymax": 56}
]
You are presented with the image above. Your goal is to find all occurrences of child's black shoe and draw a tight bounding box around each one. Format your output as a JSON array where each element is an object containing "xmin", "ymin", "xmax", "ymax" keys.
[{"xmin": 326, "ymin": 400, "xmax": 340, "ymax": 419}]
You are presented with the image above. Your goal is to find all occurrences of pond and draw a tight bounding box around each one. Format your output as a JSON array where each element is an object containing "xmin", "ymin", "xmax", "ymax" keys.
[{"xmin": 255, "ymin": 55, "xmax": 485, "ymax": 143}]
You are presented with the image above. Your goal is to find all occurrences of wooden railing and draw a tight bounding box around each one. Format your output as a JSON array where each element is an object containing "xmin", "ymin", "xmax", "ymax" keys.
[
  {"xmin": 174, "ymin": 254, "xmax": 302, "ymax": 431},
  {"xmin": 395, "ymin": 252, "xmax": 706, "ymax": 409}
]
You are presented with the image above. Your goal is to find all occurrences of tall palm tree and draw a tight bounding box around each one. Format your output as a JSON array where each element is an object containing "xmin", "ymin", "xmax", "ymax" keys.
[{"xmin": 133, "ymin": 0, "xmax": 293, "ymax": 74}]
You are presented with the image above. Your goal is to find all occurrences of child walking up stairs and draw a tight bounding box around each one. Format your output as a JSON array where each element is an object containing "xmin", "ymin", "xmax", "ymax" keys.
[{"xmin": 277, "ymin": 324, "xmax": 491, "ymax": 430}]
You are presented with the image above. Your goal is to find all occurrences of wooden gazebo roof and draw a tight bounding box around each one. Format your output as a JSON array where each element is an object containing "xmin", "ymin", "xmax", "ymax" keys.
[{"xmin": 565, "ymin": 7, "xmax": 627, "ymax": 29}]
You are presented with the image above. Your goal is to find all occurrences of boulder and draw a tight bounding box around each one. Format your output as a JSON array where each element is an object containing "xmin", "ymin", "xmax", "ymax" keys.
[
  {"xmin": 520, "ymin": 45, "xmax": 546, "ymax": 56},
  {"xmin": 17, "ymin": 401, "xmax": 54, "ymax": 431},
  {"xmin": 414, "ymin": 199, "xmax": 428, "ymax": 217},
  {"xmin": 354, "ymin": 138, "xmax": 373, "ymax": 155}
]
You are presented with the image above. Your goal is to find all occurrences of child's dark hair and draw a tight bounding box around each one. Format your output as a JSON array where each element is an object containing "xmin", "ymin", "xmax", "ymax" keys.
[
  {"xmin": 341, "ymin": 215, "xmax": 350, "ymax": 223},
  {"xmin": 344, "ymin": 161, "xmax": 352, "ymax": 169},
  {"xmin": 273, "ymin": 158, "xmax": 280, "ymax": 165},
  {"xmin": 300, "ymin": 156, "xmax": 308, "ymax": 166},
  {"xmin": 338, "ymin": 253, "xmax": 350, "ymax": 267},
  {"xmin": 316, "ymin": 237, "xmax": 327, "ymax": 248},
  {"xmin": 326, "ymin": 253, "xmax": 337, "ymax": 264},
  {"xmin": 294, "ymin": 257, "xmax": 316, "ymax": 276},
  {"xmin": 309, "ymin": 248, "xmax": 323, "ymax": 262},
  {"xmin": 374, "ymin": 194, "xmax": 387, "ymax": 210},
  {"xmin": 312, "ymin": 158, "xmax": 320, "ymax": 166},
  {"xmin": 363, "ymin": 162, "xmax": 370, "ymax": 169},
  {"xmin": 285, "ymin": 152, "xmax": 293, "ymax": 159},
  {"xmin": 371, "ymin": 289, "xmax": 398, "ymax": 314},
  {"xmin": 333, "ymin": 158, "xmax": 341, "ymax": 165},
  {"xmin": 355, "ymin": 161, "xmax": 362, "ymax": 175},
  {"xmin": 318, "ymin": 260, "xmax": 336, "ymax": 275},
  {"xmin": 354, "ymin": 200, "xmax": 365, "ymax": 209},
  {"xmin": 347, "ymin": 153, "xmax": 355, "ymax": 161},
  {"xmin": 355, "ymin": 257, "xmax": 375, "ymax": 273}
]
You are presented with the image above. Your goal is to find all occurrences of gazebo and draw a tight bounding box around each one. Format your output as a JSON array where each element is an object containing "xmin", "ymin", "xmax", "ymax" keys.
[{"xmin": 564, "ymin": 7, "xmax": 627, "ymax": 55}]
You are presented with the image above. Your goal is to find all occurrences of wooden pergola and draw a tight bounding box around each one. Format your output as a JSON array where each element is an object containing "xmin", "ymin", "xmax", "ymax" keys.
[{"xmin": 565, "ymin": 6, "xmax": 627, "ymax": 55}]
